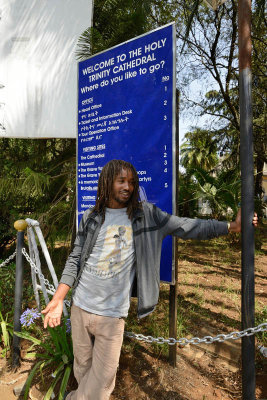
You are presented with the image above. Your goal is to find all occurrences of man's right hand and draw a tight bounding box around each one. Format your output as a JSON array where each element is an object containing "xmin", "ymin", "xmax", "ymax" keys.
[
  {"xmin": 41, "ymin": 282, "xmax": 71, "ymax": 328},
  {"xmin": 42, "ymin": 299, "xmax": 64, "ymax": 328}
]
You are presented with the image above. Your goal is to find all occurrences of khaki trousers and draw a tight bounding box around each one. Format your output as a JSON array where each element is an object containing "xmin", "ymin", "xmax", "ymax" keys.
[{"xmin": 66, "ymin": 304, "xmax": 125, "ymax": 400}]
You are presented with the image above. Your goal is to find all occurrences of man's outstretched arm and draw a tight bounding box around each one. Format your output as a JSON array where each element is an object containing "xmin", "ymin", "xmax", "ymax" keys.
[{"xmin": 155, "ymin": 204, "xmax": 258, "ymax": 240}]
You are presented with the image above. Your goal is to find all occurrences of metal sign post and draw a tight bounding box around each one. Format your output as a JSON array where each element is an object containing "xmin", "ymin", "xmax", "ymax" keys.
[{"xmin": 238, "ymin": 0, "xmax": 255, "ymax": 398}]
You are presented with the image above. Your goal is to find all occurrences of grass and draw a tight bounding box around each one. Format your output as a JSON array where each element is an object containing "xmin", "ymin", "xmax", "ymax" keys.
[
  {"xmin": 255, "ymin": 305, "xmax": 267, "ymax": 344},
  {"xmin": 123, "ymin": 227, "xmax": 266, "ymax": 364}
]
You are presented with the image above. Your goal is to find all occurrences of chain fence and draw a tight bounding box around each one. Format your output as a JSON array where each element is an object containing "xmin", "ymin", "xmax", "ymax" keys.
[
  {"xmin": 22, "ymin": 248, "xmax": 57, "ymax": 294},
  {"xmin": 0, "ymin": 250, "xmax": 266, "ymax": 355},
  {"xmin": 124, "ymin": 323, "xmax": 267, "ymax": 346},
  {"xmin": 0, "ymin": 251, "xmax": 16, "ymax": 268},
  {"xmin": 0, "ymin": 248, "xmax": 70, "ymax": 307},
  {"xmin": 21, "ymin": 248, "xmax": 71, "ymax": 307}
]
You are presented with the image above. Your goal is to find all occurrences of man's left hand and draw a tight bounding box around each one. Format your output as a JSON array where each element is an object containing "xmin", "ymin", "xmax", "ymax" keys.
[{"xmin": 229, "ymin": 209, "xmax": 258, "ymax": 233}]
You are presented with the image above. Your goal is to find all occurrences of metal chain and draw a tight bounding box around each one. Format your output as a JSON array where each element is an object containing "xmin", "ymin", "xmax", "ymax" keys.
[
  {"xmin": 258, "ymin": 345, "xmax": 267, "ymax": 358},
  {"xmin": 125, "ymin": 322, "xmax": 267, "ymax": 346},
  {"xmin": 22, "ymin": 247, "xmax": 70, "ymax": 307},
  {"xmin": 22, "ymin": 248, "xmax": 56, "ymax": 294},
  {"xmin": 0, "ymin": 251, "xmax": 16, "ymax": 268}
]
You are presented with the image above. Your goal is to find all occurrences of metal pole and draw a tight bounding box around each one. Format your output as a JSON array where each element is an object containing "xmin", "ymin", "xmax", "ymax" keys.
[
  {"xmin": 169, "ymin": 89, "xmax": 180, "ymax": 367},
  {"xmin": 12, "ymin": 219, "xmax": 27, "ymax": 369},
  {"xmin": 169, "ymin": 272, "xmax": 178, "ymax": 366},
  {"xmin": 238, "ymin": 0, "xmax": 255, "ymax": 398}
]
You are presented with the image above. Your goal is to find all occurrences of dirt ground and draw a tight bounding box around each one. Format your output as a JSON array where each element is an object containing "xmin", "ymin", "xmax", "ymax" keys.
[{"xmin": 0, "ymin": 235, "xmax": 266, "ymax": 400}]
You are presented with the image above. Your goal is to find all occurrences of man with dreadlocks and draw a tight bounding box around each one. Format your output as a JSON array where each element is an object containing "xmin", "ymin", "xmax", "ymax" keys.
[{"xmin": 42, "ymin": 159, "xmax": 257, "ymax": 400}]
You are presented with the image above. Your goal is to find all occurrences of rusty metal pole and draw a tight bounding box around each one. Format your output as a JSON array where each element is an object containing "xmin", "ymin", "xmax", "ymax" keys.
[{"xmin": 238, "ymin": 0, "xmax": 255, "ymax": 399}]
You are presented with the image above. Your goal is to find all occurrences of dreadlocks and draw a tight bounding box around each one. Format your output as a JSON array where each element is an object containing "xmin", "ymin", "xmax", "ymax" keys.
[{"xmin": 91, "ymin": 159, "xmax": 140, "ymax": 220}]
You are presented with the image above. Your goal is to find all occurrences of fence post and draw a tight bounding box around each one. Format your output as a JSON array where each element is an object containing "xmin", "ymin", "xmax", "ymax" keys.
[{"xmin": 12, "ymin": 219, "xmax": 27, "ymax": 369}]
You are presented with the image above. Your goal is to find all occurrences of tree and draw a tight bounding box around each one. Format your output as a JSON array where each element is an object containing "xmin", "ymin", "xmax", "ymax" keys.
[
  {"xmin": 180, "ymin": 128, "xmax": 219, "ymax": 171},
  {"xmin": 76, "ymin": 0, "xmax": 155, "ymax": 60},
  {"xmin": 176, "ymin": 0, "xmax": 266, "ymax": 198},
  {"xmin": 179, "ymin": 127, "xmax": 240, "ymax": 218},
  {"xmin": 251, "ymin": 0, "xmax": 267, "ymax": 204},
  {"xmin": 189, "ymin": 165, "xmax": 240, "ymax": 218},
  {"xmin": 178, "ymin": 171, "xmax": 199, "ymax": 217},
  {"xmin": 0, "ymin": 138, "xmax": 76, "ymax": 256}
]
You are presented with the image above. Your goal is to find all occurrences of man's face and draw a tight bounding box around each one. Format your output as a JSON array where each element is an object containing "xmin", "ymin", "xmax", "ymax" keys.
[{"xmin": 108, "ymin": 168, "xmax": 135, "ymax": 208}]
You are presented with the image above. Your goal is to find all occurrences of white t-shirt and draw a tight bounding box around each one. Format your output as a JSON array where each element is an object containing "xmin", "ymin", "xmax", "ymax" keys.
[{"xmin": 73, "ymin": 207, "xmax": 136, "ymax": 317}]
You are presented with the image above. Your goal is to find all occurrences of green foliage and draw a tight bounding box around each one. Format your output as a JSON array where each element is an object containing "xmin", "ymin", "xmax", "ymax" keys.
[
  {"xmin": 189, "ymin": 165, "xmax": 240, "ymax": 218},
  {"xmin": 179, "ymin": 126, "xmax": 240, "ymax": 218},
  {"xmin": 174, "ymin": 0, "xmax": 266, "ymax": 204},
  {"xmin": 76, "ymin": 0, "xmax": 155, "ymax": 60},
  {"xmin": 0, "ymin": 311, "xmax": 13, "ymax": 357},
  {"xmin": 178, "ymin": 172, "xmax": 199, "ymax": 218},
  {"xmin": 15, "ymin": 316, "xmax": 73, "ymax": 400},
  {"xmin": 251, "ymin": 0, "xmax": 267, "ymax": 203},
  {"xmin": 177, "ymin": 0, "xmax": 240, "ymax": 153},
  {"xmin": 0, "ymin": 138, "xmax": 76, "ymax": 255},
  {"xmin": 0, "ymin": 259, "xmax": 37, "ymax": 316},
  {"xmin": 180, "ymin": 128, "xmax": 219, "ymax": 171},
  {"xmin": 255, "ymin": 305, "xmax": 267, "ymax": 345},
  {"xmin": 0, "ymin": 262, "xmax": 16, "ymax": 314}
]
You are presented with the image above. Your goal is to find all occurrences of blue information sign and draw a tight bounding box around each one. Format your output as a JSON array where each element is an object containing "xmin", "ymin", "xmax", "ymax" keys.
[{"xmin": 77, "ymin": 23, "xmax": 176, "ymax": 283}]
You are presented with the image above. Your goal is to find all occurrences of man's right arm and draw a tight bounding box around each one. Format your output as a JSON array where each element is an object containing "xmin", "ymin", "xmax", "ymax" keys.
[
  {"xmin": 42, "ymin": 210, "xmax": 89, "ymax": 328},
  {"xmin": 154, "ymin": 205, "xmax": 257, "ymax": 240}
]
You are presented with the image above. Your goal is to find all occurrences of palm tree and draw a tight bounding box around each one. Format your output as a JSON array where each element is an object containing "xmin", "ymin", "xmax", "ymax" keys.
[
  {"xmin": 180, "ymin": 128, "xmax": 218, "ymax": 171},
  {"xmin": 190, "ymin": 165, "xmax": 240, "ymax": 218},
  {"xmin": 76, "ymin": 0, "xmax": 154, "ymax": 60}
]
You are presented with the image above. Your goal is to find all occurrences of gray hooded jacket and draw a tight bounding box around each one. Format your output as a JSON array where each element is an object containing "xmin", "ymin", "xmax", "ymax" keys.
[{"xmin": 59, "ymin": 202, "xmax": 228, "ymax": 318}]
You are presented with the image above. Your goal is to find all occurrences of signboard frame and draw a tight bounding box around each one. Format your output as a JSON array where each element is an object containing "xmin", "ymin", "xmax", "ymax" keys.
[{"xmin": 76, "ymin": 22, "xmax": 177, "ymax": 284}]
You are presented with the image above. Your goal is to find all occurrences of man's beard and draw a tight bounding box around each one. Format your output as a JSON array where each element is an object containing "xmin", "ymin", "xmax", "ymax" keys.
[{"xmin": 113, "ymin": 195, "xmax": 129, "ymax": 205}]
